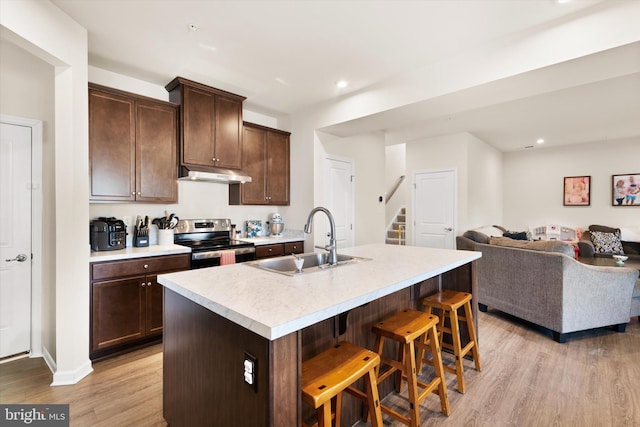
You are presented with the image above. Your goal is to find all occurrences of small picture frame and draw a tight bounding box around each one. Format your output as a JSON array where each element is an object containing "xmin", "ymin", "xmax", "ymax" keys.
[
  {"xmin": 612, "ymin": 173, "xmax": 640, "ymax": 206},
  {"xmin": 563, "ymin": 176, "xmax": 591, "ymax": 206}
]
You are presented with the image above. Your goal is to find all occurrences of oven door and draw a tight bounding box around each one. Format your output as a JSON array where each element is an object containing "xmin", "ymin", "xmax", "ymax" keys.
[{"xmin": 190, "ymin": 247, "xmax": 256, "ymax": 269}]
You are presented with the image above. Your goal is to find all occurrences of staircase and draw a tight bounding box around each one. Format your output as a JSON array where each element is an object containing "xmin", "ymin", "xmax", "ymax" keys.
[{"xmin": 386, "ymin": 207, "xmax": 406, "ymax": 245}]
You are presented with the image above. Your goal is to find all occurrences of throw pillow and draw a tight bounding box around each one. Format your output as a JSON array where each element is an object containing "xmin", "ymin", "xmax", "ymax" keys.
[
  {"xmin": 463, "ymin": 230, "xmax": 490, "ymax": 244},
  {"xmin": 590, "ymin": 230, "xmax": 625, "ymax": 255}
]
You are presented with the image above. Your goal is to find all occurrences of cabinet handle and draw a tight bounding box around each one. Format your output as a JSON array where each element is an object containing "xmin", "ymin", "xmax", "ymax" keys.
[
  {"xmin": 131, "ymin": 192, "xmax": 135, "ymax": 195},
  {"xmin": 144, "ymin": 264, "xmax": 148, "ymax": 269},
  {"xmin": 268, "ymin": 248, "xmax": 272, "ymax": 252},
  {"xmin": 141, "ymin": 282, "xmax": 146, "ymax": 287},
  {"xmin": 147, "ymin": 281, "xmax": 152, "ymax": 287},
  {"xmin": 137, "ymin": 192, "xmax": 141, "ymax": 195}
]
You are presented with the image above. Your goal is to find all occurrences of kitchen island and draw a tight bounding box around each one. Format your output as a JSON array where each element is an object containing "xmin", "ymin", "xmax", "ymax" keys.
[{"xmin": 158, "ymin": 243, "xmax": 480, "ymax": 427}]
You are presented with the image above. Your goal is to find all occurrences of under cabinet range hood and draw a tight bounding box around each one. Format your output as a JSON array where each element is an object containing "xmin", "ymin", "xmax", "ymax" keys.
[{"xmin": 178, "ymin": 167, "xmax": 252, "ymax": 184}]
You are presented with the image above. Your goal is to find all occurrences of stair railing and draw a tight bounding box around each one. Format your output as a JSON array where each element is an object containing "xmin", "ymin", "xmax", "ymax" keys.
[
  {"xmin": 385, "ymin": 175, "xmax": 406, "ymax": 204},
  {"xmin": 397, "ymin": 224, "xmax": 405, "ymax": 245}
]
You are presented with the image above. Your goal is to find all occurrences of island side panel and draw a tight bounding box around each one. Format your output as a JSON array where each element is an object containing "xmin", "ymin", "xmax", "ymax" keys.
[
  {"xmin": 163, "ymin": 288, "xmax": 297, "ymax": 427},
  {"xmin": 269, "ymin": 332, "xmax": 300, "ymax": 426}
]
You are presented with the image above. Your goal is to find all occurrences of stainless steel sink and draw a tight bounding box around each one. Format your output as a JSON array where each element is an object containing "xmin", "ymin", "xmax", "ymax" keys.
[{"xmin": 247, "ymin": 252, "xmax": 369, "ymax": 276}]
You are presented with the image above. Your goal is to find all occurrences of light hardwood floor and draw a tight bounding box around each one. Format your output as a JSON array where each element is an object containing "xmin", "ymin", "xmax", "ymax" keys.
[{"xmin": 2, "ymin": 312, "xmax": 639, "ymax": 426}]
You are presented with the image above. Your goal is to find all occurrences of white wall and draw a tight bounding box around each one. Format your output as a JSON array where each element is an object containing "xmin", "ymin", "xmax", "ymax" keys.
[
  {"xmin": 503, "ymin": 138, "xmax": 640, "ymax": 231},
  {"xmin": 0, "ymin": 39, "xmax": 55, "ymax": 359},
  {"xmin": 322, "ymin": 132, "xmax": 386, "ymax": 246},
  {"xmin": 467, "ymin": 134, "xmax": 503, "ymax": 228},
  {"xmin": 1, "ymin": 0, "xmax": 92, "ymax": 385},
  {"xmin": 404, "ymin": 132, "xmax": 503, "ymax": 244},
  {"xmin": 385, "ymin": 143, "xmax": 406, "ymax": 227}
]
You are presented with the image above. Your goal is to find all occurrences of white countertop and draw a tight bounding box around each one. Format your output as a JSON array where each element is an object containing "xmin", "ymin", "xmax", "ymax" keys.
[
  {"xmin": 158, "ymin": 244, "xmax": 481, "ymax": 340},
  {"xmin": 89, "ymin": 244, "xmax": 191, "ymax": 263}
]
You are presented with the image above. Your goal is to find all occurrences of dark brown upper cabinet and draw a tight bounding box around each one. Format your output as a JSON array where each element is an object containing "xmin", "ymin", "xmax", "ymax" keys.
[
  {"xmin": 89, "ymin": 84, "xmax": 178, "ymax": 203},
  {"xmin": 229, "ymin": 122, "xmax": 290, "ymax": 205},
  {"xmin": 165, "ymin": 77, "xmax": 246, "ymax": 175}
]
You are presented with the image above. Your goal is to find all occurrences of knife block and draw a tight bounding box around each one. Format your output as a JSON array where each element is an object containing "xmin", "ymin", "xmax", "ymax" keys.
[{"xmin": 133, "ymin": 226, "xmax": 149, "ymax": 247}]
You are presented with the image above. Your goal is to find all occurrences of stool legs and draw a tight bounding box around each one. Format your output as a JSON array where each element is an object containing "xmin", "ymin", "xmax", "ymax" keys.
[
  {"xmin": 423, "ymin": 291, "xmax": 481, "ymax": 394},
  {"xmin": 372, "ymin": 310, "xmax": 450, "ymax": 427}
]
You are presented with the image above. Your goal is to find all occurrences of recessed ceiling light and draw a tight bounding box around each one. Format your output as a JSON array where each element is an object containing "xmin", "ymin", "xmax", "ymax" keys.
[
  {"xmin": 336, "ymin": 80, "xmax": 348, "ymax": 89},
  {"xmin": 536, "ymin": 138, "xmax": 545, "ymax": 144},
  {"xmin": 556, "ymin": 0, "xmax": 571, "ymax": 4},
  {"xmin": 187, "ymin": 23, "xmax": 199, "ymax": 31}
]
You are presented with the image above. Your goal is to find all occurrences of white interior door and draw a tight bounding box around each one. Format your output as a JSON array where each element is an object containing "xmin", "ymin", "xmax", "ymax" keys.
[
  {"xmin": 0, "ymin": 122, "xmax": 32, "ymax": 358},
  {"xmin": 324, "ymin": 156, "xmax": 354, "ymax": 249},
  {"xmin": 413, "ymin": 169, "xmax": 456, "ymax": 249}
]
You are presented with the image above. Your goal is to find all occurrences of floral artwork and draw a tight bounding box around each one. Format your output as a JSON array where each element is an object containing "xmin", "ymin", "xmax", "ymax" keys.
[
  {"xmin": 612, "ymin": 173, "xmax": 640, "ymax": 206},
  {"xmin": 563, "ymin": 176, "xmax": 590, "ymax": 206}
]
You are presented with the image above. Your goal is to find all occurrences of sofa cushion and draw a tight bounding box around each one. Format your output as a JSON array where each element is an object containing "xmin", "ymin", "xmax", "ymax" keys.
[
  {"xmin": 590, "ymin": 230, "xmax": 624, "ymax": 255},
  {"xmin": 489, "ymin": 236, "xmax": 575, "ymax": 257},
  {"xmin": 589, "ymin": 224, "xmax": 620, "ymax": 234},
  {"xmin": 463, "ymin": 230, "xmax": 490, "ymax": 244},
  {"xmin": 623, "ymin": 241, "xmax": 640, "ymax": 256}
]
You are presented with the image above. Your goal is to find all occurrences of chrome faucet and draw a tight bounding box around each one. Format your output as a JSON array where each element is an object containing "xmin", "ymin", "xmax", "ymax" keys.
[{"xmin": 304, "ymin": 207, "xmax": 338, "ymax": 265}]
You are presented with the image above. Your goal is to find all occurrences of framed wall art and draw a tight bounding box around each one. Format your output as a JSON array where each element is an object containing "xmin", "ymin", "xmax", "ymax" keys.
[
  {"xmin": 612, "ymin": 173, "xmax": 640, "ymax": 206},
  {"xmin": 563, "ymin": 176, "xmax": 590, "ymax": 206}
]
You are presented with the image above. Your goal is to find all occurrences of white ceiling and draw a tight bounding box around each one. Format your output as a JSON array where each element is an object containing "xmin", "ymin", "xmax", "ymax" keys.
[{"xmin": 51, "ymin": 0, "xmax": 640, "ymax": 152}]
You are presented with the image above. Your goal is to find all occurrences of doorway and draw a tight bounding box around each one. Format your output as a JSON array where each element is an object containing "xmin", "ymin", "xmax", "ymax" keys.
[
  {"xmin": 413, "ymin": 169, "xmax": 456, "ymax": 249},
  {"xmin": 0, "ymin": 115, "xmax": 43, "ymax": 360},
  {"xmin": 323, "ymin": 155, "xmax": 354, "ymax": 249}
]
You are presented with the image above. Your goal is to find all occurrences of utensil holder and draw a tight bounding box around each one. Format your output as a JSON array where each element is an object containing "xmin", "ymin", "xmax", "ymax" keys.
[{"xmin": 158, "ymin": 229, "xmax": 174, "ymax": 246}]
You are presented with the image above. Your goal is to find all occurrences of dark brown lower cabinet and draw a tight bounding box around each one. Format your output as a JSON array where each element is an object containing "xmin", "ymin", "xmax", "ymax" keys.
[
  {"xmin": 255, "ymin": 241, "xmax": 304, "ymax": 259},
  {"xmin": 90, "ymin": 253, "xmax": 189, "ymax": 360}
]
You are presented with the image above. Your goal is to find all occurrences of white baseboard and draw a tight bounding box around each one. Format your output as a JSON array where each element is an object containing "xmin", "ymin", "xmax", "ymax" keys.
[
  {"xmin": 51, "ymin": 358, "xmax": 93, "ymax": 386},
  {"xmin": 41, "ymin": 345, "xmax": 56, "ymax": 375}
]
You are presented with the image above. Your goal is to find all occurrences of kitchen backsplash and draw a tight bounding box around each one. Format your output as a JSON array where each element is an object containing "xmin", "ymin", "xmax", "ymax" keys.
[{"xmin": 90, "ymin": 181, "xmax": 294, "ymax": 245}]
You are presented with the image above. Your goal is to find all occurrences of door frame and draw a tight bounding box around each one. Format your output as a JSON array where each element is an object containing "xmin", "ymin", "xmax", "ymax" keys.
[
  {"xmin": 323, "ymin": 154, "xmax": 355, "ymax": 249},
  {"xmin": 411, "ymin": 168, "xmax": 457, "ymax": 248},
  {"xmin": 1, "ymin": 114, "xmax": 43, "ymax": 359}
]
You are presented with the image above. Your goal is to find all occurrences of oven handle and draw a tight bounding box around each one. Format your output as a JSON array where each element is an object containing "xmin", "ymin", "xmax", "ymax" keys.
[{"xmin": 191, "ymin": 247, "xmax": 255, "ymax": 261}]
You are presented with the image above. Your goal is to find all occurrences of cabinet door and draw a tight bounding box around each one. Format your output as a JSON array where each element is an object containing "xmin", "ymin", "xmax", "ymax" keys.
[
  {"xmin": 239, "ymin": 126, "xmax": 268, "ymax": 205},
  {"xmin": 214, "ymin": 95, "xmax": 243, "ymax": 170},
  {"xmin": 146, "ymin": 275, "xmax": 164, "ymax": 336},
  {"xmin": 89, "ymin": 89, "xmax": 136, "ymax": 201},
  {"xmin": 284, "ymin": 241, "xmax": 304, "ymax": 255},
  {"xmin": 255, "ymin": 244, "xmax": 285, "ymax": 259},
  {"xmin": 136, "ymin": 101, "xmax": 178, "ymax": 202},
  {"xmin": 267, "ymin": 131, "xmax": 290, "ymax": 205},
  {"xmin": 182, "ymin": 85, "xmax": 215, "ymax": 167},
  {"xmin": 91, "ymin": 277, "xmax": 145, "ymax": 352}
]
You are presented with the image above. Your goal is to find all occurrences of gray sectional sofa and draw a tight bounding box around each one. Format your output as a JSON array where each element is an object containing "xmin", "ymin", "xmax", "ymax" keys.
[{"xmin": 457, "ymin": 231, "xmax": 639, "ymax": 343}]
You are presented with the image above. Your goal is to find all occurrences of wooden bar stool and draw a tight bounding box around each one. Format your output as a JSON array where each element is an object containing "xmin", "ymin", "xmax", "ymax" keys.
[
  {"xmin": 422, "ymin": 290, "xmax": 481, "ymax": 394},
  {"xmin": 301, "ymin": 341, "xmax": 383, "ymax": 427},
  {"xmin": 370, "ymin": 309, "xmax": 450, "ymax": 427}
]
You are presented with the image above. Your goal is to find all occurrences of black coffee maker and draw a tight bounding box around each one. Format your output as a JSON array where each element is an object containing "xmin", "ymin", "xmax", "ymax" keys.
[{"xmin": 90, "ymin": 217, "xmax": 126, "ymax": 251}]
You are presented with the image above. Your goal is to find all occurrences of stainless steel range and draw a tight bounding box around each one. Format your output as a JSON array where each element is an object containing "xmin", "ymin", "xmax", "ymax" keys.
[{"xmin": 173, "ymin": 218, "xmax": 255, "ymax": 269}]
